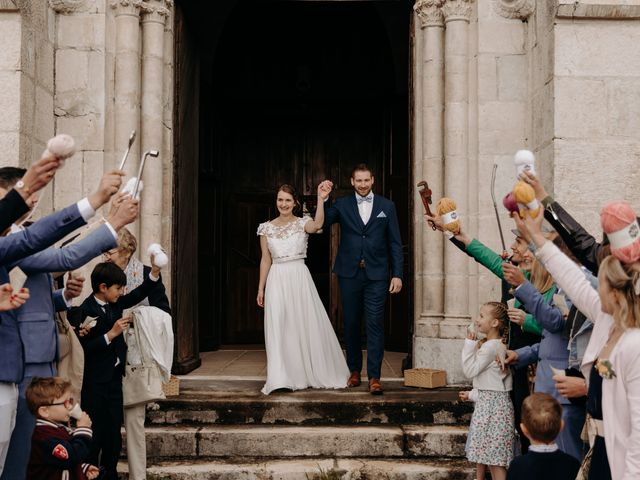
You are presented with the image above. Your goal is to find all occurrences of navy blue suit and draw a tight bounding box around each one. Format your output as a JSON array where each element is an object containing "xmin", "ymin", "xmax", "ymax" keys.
[{"xmin": 325, "ymin": 194, "xmax": 403, "ymax": 379}]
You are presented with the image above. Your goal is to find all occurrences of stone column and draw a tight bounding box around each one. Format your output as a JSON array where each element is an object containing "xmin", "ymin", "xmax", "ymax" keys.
[
  {"xmin": 414, "ymin": 0, "xmax": 445, "ymax": 334},
  {"xmin": 111, "ymin": 0, "xmax": 142, "ymax": 237},
  {"xmin": 139, "ymin": 0, "xmax": 169, "ymax": 258},
  {"xmin": 442, "ymin": 0, "xmax": 473, "ymax": 327}
]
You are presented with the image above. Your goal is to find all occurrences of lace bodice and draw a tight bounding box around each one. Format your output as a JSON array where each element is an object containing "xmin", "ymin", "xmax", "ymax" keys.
[{"xmin": 257, "ymin": 216, "xmax": 311, "ymax": 263}]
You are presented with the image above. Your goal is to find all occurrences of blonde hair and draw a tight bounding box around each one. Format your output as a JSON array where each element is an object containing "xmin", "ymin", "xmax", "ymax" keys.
[
  {"xmin": 530, "ymin": 258, "xmax": 555, "ymax": 294},
  {"xmin": 26, "ymin": 377, "xmax": 71, "ymax": 416},
  {"xmin": 117, "ymin": 227, "xmax": 137, "ymax": 258},
  {"xmin": 599, "ymin": 256, "xmax": 640, "ymax": 330},
  {"xmin": 479, "ymin": 301, "xmax": 509, "ymax": 347}
]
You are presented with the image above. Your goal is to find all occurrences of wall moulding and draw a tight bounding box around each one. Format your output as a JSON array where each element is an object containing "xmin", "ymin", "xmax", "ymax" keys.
[
  {"xmin": 493, "ymin": 0, "xmax": 534, "ymax": 20},
  {"xmin": 441, "ymin": 0, "xmax": 474, "ymax": 22},
  {"xmin": 556, "ymin": 1, "xmax": 640, "ymax": 19},
  {"xmin": 414, "ymin": 0, "xmax": 445, "ymax": 28},
  {"xmin": 0, "ymin": 0, "xmax": 19, "ymax": 11}
]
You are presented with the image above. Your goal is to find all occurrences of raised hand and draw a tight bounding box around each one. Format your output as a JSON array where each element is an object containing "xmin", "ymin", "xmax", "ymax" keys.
[
  {"xmin": 519, "ymin": 171, "xmax": 548, "ymax": 202},
  {"xmin": 88, "ymin": 170, "xmax": 126, "ymax": 210},
  {"xmin": 106, "ymin": 193, "xmax": 139, "ymax": 230},
  {"xmin": 17, "ymin": 154, "xmax": 62, "ymax": 200},
  {"xmin": 63, "ymin": 274, "xmax": 85, "ymax": 302},
  {"xmin": 0, "ymin": 284, "xmax": 29, "ymax": 311},
  {"xmin": 317, "ymin": 180, "xmax": 333, "ymax": 200},
  {"xmin": 502, "ymin": 262, "xmax": 526, "ymax": 287},
  {"xmin": 507, "ymin": 308, "xmax": 525, "ymax": 326}
]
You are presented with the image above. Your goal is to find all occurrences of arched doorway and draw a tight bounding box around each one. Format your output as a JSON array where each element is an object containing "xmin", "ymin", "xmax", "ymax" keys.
[{"xmin": 172, "ymin": 0, "xmax": 413, "ymax": 372}]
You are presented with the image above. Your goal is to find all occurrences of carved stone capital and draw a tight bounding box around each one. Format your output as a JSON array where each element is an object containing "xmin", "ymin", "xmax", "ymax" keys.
[
  {"xmin": 441, "ymin": 0, "xmax": 474, "ymax": 23},
  {"xmin": 48, "ymin": 0, "xmax": 86, "ymax": 13},
  {"xmin": 414, "ymin": 0, "xmax": 445, "ymax": 28},
  {"xmin": 140, "ymin": 1, "xmax": 170, "ymax": 21},
  {"xmin": 493, "ymin": 0, "xmax": 534, "ymax": 20},
  {"xmin": 0, "ymin": 0, "xmax": 19, "ymax": 11},
  {"xmin": 110, "ymin": 0, "xmax": 142, "ymax": 16}
]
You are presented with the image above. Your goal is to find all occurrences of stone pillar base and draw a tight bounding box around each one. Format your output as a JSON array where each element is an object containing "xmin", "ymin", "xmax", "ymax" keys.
[{"xmin": 413, "ymin": 336, "xmax": 468, "ymax": 385}]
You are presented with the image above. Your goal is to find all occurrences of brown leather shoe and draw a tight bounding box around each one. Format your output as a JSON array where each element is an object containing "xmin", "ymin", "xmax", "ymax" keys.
[
  {"xmin": 368, "ymin": 378, "xmax": 383, "ymax": 395},
  {"xmin": 347, "ymin": 371, "xmax": 361, "ymax": 387}
]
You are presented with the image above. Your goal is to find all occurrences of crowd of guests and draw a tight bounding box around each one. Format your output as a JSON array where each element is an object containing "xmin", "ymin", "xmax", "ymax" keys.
[
  {"xmin": 0, "ymin": 148, "xmax": 170, "ymax": 480},
  {"xmin": 427, "ymin": 168, "xmax": 640, "ymax": 480}
]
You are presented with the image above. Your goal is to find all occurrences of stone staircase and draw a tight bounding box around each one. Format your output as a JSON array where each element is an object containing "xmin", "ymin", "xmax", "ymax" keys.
[{"xmin": 119, "ymin": 378, "xmax": 475, "ymax": 479}]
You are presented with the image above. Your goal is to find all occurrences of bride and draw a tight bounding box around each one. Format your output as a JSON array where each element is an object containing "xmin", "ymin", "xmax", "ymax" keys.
[{"xmin": 257, "ymin": 181, "xmax": 349, "ymax": 394}]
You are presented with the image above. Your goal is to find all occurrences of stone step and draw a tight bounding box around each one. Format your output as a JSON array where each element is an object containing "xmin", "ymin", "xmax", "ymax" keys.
[
  {"xmin": 126, "ymin": 425, "xmax": 468, "ymax": 460},
  {"xmin": 118, "ymin": 458, "xmax": 476, "ymax": 480},
  {"xmin": 148, "ymin": 379, "xmax": 472, "ymax": 427}
]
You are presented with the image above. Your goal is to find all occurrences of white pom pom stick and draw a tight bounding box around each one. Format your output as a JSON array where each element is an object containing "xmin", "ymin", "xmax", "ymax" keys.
[
  {"xmin": 45, "ymin": 134, "xmax": 76, "ymax": 165},
  {"xmin": 147, "ymin": 243, "xmax": 168, "ymax": 268},
  {"xmin": 514, "ymin": 149, "xmax": 536, "ymax": 179},
  {"xmin": 122, "ymin": 177, "xmax": 143, "ymax": 200}
]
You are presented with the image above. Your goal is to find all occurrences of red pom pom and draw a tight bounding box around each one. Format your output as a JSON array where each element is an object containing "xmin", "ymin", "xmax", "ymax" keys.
[
  {"xmin": 600, "ymin": 201, "xmax": 640, "ymax": 264},
  {"xmin": 502, "ymin": 192, "xmax": 519, "ymax": 214}
]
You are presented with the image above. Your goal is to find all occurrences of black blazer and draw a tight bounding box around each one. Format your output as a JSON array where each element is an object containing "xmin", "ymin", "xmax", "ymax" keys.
[
  {"xmin": 142, "ymin": 265, "xmax": 171, "ymax": 314},
  {"xmin": 76, "ymin": 276, "xmax": 155, "ymax": 384},
  {"xmin": 0, "ymin": 189, "xmax": 29, "ymax": 233}
]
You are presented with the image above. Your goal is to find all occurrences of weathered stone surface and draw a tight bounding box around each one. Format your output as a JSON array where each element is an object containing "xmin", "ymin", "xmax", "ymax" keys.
[
  {"xmin": 118, "ymin": 458, "xmax": 476, "ymax": 480},
  {"xmin": 0, "ymin": 13, "xmax": 21, "ymax": 70},
  {"xmin": 405, "ymin": 425, "xmax": 468, "ymax": 457}
]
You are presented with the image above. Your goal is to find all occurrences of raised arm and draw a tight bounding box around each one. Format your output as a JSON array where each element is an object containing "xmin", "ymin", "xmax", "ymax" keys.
[{"xmin": 305, "ymin": 181, "xmax": 332, "ymax": 234}]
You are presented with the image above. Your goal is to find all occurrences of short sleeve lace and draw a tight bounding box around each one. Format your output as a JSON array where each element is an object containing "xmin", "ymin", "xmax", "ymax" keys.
[{"xmin": 256, "ymin": 217, "xmax": 310, "ymax": 263}]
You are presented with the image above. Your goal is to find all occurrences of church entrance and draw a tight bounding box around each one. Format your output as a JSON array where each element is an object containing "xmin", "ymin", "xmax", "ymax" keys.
[{"xmin": 172, "ymin": 0, "xmax": 414, "ymax": 373}]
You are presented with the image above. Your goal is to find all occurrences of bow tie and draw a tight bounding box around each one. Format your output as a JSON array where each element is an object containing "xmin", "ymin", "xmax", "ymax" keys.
[{"xmin": 357, "ymin": 195, "xmax": 373, "ymax": 204}]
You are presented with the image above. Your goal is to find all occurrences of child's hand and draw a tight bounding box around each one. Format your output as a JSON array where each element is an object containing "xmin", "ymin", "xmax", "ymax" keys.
[
  {"xmin": 108, "ymin": 316, "xmax": 130, "ymax": 339},
  {"xmin": 76, "ymin": 411, "xmax": 92, "ymax": 428},
  {"xmin": 78, "ymin": 325, "xmax": 91, "ymax": 337},
  {"xmin": 466, "ymin": 329, "xmax": 477, "ymax": 341},
  {"xmin": 85, "ymin": 465, "xmax": 100, "ymax": 480},
  {"xmin": 458, "ymin": 391, "xmax": 471, "ymax": 401}
]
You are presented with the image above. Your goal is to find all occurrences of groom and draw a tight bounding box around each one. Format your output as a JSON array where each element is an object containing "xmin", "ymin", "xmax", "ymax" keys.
[{"xmin": 325, "ymin": 164, "xmax": 403, "ymax": 394}]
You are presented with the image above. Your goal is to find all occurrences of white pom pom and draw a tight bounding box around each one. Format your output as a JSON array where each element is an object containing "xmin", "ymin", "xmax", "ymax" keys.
[
  {"xmin": 147, "ymin": 243, "xmax": 168, "ymax": 268},
  {"xmin": 514, "ymin": 149, "xmax": 536, "ymax": 178},
  {"xmin": 46, "ymin": 134, "xmax": 76, "ymax": 160},
  {"xmin": 122, "ymin": 177, "xmax": 143, "ymax": 200}
]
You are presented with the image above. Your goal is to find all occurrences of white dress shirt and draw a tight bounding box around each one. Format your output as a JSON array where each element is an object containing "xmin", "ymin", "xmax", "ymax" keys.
[{"xmin": 356, "ymin": 192, "xmax": 374, "ymax": 224}]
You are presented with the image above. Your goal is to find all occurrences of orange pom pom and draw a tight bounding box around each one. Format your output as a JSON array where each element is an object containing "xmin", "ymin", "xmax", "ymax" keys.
[
  {"xmin": 512, "ymin": 181, "xmax": 540, "ymax": 218},
  {"xmin": 600, "ymin": 201, "xmax": 640, "ymax": 264},
  {"xmin": 436, "ymin": 197, "xmax": 460, "ymax": 235}
]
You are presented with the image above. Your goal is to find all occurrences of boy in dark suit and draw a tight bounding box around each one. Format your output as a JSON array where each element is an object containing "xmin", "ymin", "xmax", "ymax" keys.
[
  {"xmin": 507, "ymin": 393, "xmax": 580, "ymax": 480},
  {"xmin": 75, "ymin": 262, "xmax": 160, "ymax": 480}
]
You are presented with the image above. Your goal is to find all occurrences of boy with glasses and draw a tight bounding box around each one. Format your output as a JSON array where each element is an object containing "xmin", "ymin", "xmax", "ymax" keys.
[{"xmin": 26, "ymin": 377, "xmax": 100, "ymax": 479}]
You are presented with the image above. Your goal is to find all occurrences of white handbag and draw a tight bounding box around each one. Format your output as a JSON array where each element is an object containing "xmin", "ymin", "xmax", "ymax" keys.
[{"xmin": 122, "ymin": 315, "xmax": 165, "ymax": 407}]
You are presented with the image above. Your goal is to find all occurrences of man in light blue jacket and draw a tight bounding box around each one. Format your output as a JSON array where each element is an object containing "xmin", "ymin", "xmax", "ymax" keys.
[
  {"xmin": 0, "ymin": 167, "xmax": 139, "ymax": 479},
  {"xmin": 0, "ymin": 166, "xmax": 134, "ymax": 476}
]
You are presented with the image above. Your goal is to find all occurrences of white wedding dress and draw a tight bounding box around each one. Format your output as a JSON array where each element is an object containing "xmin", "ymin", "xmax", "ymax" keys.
[{"xmin": 257, "ymin": 217, "xmax": 349, "ymax": 394}]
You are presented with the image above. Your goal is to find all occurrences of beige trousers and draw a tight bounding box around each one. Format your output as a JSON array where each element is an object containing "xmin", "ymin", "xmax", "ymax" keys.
[{"xmin": 124, "ymin": 403, "xmax": 147, "ymax": 480}]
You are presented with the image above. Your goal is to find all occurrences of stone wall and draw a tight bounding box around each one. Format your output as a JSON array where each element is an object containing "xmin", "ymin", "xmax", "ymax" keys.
[{"xmin": 554, "ymin": 2, "xmax": 640, "ymax": 234}]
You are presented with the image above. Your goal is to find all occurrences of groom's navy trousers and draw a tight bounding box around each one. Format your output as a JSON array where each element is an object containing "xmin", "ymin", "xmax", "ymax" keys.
[{"xmin": 325, "ymin": 194, "xmax": 403, "ymax": 380}]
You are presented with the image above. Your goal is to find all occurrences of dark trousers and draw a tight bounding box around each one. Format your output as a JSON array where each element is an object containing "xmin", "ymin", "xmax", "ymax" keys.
[
  {"xmin": 338, "ymin": 269, "xmax": 388, "ymax": 380},
  {"xmin": 511, "ymin": 366, "xmax": 531, "ymax": 454},
  {"xmin": 81, "ymin": 373, "xmax": 123, "ymax": 480}
]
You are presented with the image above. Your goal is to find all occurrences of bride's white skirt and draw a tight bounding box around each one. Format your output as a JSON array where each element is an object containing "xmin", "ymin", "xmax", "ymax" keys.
[{"xmin": 262, "ymin": 259, "xmax": 349, "ymax": 395}]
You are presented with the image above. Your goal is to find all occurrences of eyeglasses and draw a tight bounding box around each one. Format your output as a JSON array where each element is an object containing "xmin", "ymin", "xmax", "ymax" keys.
[{"xmin": 45, "ymin": 397, "xmax": 74, "ymax": 409}]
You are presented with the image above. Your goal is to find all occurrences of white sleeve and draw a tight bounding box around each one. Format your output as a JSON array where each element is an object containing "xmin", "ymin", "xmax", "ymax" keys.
[{"xmin": 76, "ymin": 198, "xmax": 96, "ymax": 222}]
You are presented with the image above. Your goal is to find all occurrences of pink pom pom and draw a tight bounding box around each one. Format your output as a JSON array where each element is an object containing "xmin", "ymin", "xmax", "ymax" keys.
[
  {"xmin": 502, "ymin": 192, "xmax": 519, "ymax": 215},
  {"xmin": 46, "ymin": 134, "xmax": 76, "ymax": 160},
  {"xmin": 600, "ymin": 201, "xmax": 640, "ymax": 264}
]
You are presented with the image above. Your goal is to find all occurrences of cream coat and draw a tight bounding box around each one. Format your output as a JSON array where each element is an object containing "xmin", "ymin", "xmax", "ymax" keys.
[{"xmin": 536, "ymin": 241, "xmax": 640, "ymax": 480}]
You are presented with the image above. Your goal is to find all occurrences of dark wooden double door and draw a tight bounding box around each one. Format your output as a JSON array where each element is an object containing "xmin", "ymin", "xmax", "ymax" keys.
[{"xmin": 175, "ymin": 0, "xmax": 414, "ymax": 361}]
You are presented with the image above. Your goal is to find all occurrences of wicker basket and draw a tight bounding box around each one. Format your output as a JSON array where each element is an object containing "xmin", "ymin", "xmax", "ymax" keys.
[
  {"xmin": 404, "ymin": 368, "xmax": 447, "ymax": 389},
  {"xmin": 162, "ymin": 375, "xmax": 180, "ymax": 397}
]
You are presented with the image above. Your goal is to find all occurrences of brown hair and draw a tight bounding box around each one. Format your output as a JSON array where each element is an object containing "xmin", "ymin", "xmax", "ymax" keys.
[
  {"xmin": 521, "ymin": 393, "xmax": 563, "ymax": 443},
  {"xmin": 26, "ymin": 377, "xmax": 71, "ymax": 416},
  {"xmin": 598, "ymin": 256, "xmax": 640, "ymax": 330},
  {"xmin": 480, "ymin": 301, "xmax": 509, "ymax": 346},
  {"xmin": 277, "ymin": 184, "xmax": 303, "ymax": 217},
  {"xmin": 351, "ymin": 163, "xmax": 373, "ymax": 178}
]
